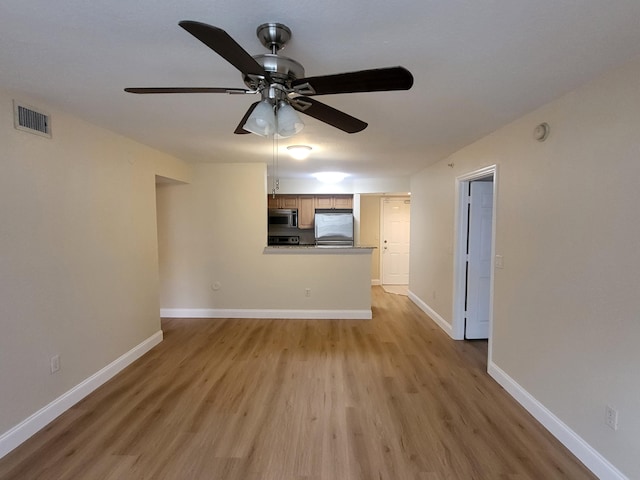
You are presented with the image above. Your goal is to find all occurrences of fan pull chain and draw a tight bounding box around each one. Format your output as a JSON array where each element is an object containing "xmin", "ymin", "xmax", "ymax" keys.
[
  {"xmin": 271, "ymin": 133, "xmax": 275, "ymax": 197},
  {"xmin": 271, "ymin": 128, "xmax": 280, "ymax": 196},
  {"xmin": 275, "ymin": 133, "xmax": 280, "ymax": 191}
]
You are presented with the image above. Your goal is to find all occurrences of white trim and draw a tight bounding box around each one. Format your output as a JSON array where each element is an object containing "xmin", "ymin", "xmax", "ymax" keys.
[
  {"xmin": 452, "ymin": 178, "xmax": 469, "ymax": 340},
  {"xmin": 0, "ymin": 330, "xmax": 163, "ymax": 459},
  {"xmin": 371, "ymin": 279, "xmax": 381, "ymax": 286},
  {"xmin": 407, "ymin": 291, "xmax": 454, "ymax": 338},
  {"xmin": 489, "ymin": 362, "xmax": 628, "ymax": 480},
  {"xmin": 452, "ymin": 165, "xmax": 498, "ymax": 347},
  {"xmin": 160, "ymin": 308, "xmax": 372, "ymax": 320}
]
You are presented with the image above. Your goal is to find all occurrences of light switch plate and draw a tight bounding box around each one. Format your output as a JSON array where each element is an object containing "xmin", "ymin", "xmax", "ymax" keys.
[{"xmin": 495, "ymin": 255, "xmax": 504, "ymax": 269}]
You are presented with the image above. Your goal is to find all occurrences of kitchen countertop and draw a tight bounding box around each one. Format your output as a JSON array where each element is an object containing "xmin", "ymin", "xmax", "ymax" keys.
[{"xmin": 263, "ymin": 245, "xmax": 376, "ymax": 255}]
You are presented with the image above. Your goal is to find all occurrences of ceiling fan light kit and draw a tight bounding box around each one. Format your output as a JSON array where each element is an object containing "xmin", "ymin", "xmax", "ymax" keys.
[
  {"xmin": 275, "ymin": 101, "xmax": 304, "ymax": 137},
  {"xmin": 243, "ymin": 99, "xmax": 276, "ymax": 136},
  {"xmin": 241, "ymin": 98, "xmax": 305, "ymax": 138},
  {"xmin": 124, "ymin": 20, "xmax": 414, "ymax": 137}
]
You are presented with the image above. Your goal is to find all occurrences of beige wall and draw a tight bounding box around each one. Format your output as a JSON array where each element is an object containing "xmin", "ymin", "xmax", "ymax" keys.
[
  {"xmin": 157, "ymin": 163, "xmax": 372, "ymax": 313},
  {"xmin": 409, "ymin": 57, "xmax": 640, "ymax": 478},
  {"xmin": 360, "ymin": 195, "xmax": 381, "ymax": 282},
  {"xmin": 0, "ymin": 89, "xmax": 189, "ymax": 435},
  {"xmin": 272, "ymin": 176, "xmax": 410, "ymax": 195}
]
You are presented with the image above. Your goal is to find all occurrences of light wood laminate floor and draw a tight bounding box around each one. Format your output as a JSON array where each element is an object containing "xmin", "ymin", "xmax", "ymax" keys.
[{"xmin": 0, "ymin": 287, "xmax": 595, "ymax": 479}]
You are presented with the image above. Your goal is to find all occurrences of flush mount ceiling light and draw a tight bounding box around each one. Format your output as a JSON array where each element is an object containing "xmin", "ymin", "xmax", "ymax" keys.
[
  {"xmin": 313, "ymin": 172, "xmax": 348, "ymax": 184},
  {"xmin": 287, "ymin": 145, "xmax": 312, "ymax": 160}
]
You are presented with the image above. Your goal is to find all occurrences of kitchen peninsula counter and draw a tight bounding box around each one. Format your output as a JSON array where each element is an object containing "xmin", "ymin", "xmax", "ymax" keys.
[
  {"xmin": 263, "ymin": 246, "xmax": 375, "ymax": 255},
  {"xmin": 260, "ymin": 245, "xmax": 375, "ymax": 319}
]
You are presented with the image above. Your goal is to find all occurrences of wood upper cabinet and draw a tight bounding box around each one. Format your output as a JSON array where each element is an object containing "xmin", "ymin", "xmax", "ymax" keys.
[
  {"xmin": 314, "ymin": 195, "xmax": 334, "ymax": 209},
  {"xmin": 268, "ymin": 195, "xmax": 298, "ymax": 209},
  {"xmin": 315, "ymin": 195, "xmax": 353, "ymax": 209},
  {"xmin": 298, "ymin": 196, "xmax": 315, "ymax": 229},
  {"xmin": 267, "ymin": 195, "xmax": 279, "ymax": 209},
  {"xmin": 280, "ymin": 196, "xmax": 298, "ymax": 208},
  {"xmin": 333, "ymin": 195, "xmax": 353, "ymax": 209},
  {"xmin": 267, "ymin": 194, "xmax": 353, "ymax": 229}
]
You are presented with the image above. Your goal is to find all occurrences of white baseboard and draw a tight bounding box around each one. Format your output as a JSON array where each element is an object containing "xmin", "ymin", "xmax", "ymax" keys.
[
  {"xmin": 407, "ymin": 290, "xmax": 626, "ymax": 479},
  {"xmin": 371, "ymin": 279, "xmax": 381, "ymax": 286},
  {"xmin": 160, "ymin": 308, "xmax": 372, "ymax": 320},
  {"xmin": 407, "ymin": 291, "xmax": 455, "ymax": 338},
  {"xmin": 488, "ymin": 362, "xmax": 628, "ymax": 480},
  {"xmin": 0, "ymin": 330, "xmax": 163, "ymax": 459}
]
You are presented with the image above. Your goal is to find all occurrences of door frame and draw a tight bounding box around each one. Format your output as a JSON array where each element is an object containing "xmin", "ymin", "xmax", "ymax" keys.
[{"xmin": 452, "ymin": 165, "xmax": 497, "ymax": 352}]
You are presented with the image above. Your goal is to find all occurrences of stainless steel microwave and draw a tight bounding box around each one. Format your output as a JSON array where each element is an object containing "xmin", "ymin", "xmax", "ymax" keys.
[{"xmin": 268, "ymin": 208, "xmax": 298, "ymax": 228}]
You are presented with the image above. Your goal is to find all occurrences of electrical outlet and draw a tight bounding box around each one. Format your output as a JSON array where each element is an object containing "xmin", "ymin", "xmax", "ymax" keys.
[
  {"xmin": 605, "ymin": 405, "xmax": 618, "ymax": 430},
  {"xmin": 305, "ymin": 288, "xmax": 311, "ymax": 297},
  {"xmin": 50, "ymin": 355, "xmax": 60, "ymax": 374}
]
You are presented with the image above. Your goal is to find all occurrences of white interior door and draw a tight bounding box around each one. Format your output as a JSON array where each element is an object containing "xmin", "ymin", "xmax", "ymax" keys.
[
  {"xmin": 382, "ymin": 198, "xmax": 411, "ymax": 285},
  {"xmin": 465, "ymin": 181, "xmax": 494, "ymax": 339}
]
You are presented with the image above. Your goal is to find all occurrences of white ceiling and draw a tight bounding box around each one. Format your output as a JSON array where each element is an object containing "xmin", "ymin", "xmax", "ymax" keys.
[{"xmin": 2, "ymin": 1, "xmax": 640, "ymax": 181}]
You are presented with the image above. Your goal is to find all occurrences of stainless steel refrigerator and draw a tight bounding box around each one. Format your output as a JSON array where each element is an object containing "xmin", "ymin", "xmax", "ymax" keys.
[{"xmin": 314, "ymin": 209, "xmax": 354, "ymax": 246}]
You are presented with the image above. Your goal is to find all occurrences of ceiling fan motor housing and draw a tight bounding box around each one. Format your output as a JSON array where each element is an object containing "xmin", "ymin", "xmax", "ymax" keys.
[
  {"xmin": 244, "ymin": 54, "xmax": 305, "ymax": 90},
  {"xmin": 256, "ymin": 23, "xmax": 291, "ymax": 52},
  {"xmin": 243, "ymin": 23, "xmax": 304, "ymax": 91}
]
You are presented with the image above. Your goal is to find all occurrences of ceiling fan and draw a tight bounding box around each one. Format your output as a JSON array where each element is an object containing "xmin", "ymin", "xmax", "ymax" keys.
[{"xmin": 125, "ymin": 21, "xmax": 414, "ymax": 136}]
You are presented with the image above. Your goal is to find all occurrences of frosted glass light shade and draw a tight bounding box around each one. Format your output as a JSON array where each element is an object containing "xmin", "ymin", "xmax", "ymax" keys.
[
  {"xmin": 243, "ymin": 100, "xmax": 276, "ymax": 136},
  {"xmin": 276, "ymin": 101, "xmax": 304, "ymax": 137}
]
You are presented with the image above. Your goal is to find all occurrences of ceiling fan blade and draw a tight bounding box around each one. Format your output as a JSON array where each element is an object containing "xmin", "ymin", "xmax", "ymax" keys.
[
  {"xmin": 124, "ymin": 87, "xmax": 252, "ymax": 94},
  {"xmin": 234, "ymin": 102, "xmax": 260, "ymax": 134},
  {"xmin": 179, "ymin": 21, "xmax": 269, "ymax": 80},
  {"xmin": 291, "ymin": 97, "xmax": 367, "ymax": 133},
  {"xmin": 292, "ymin": 66, "xmax": 413, "ymax": 96}
]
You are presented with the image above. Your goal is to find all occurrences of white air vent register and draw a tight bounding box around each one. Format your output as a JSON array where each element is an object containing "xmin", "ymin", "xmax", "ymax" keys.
[{"xmin": 13, "ymin": 100, "xmax": 51, "ymax": 138}]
